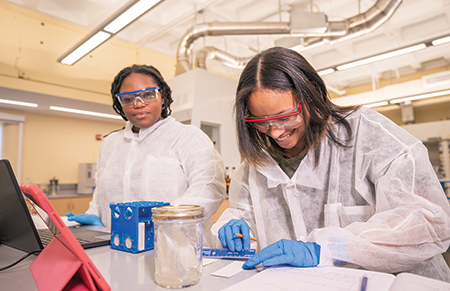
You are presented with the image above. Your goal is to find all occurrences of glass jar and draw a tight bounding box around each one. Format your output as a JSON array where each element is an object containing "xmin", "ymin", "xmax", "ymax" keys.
[{"xmin": 152, "ymin": 205, "xmax": 204, "ymax": 288}]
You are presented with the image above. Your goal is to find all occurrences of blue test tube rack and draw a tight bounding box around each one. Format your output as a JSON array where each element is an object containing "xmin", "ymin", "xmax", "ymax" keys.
[{"xmin": 109, "ymin": 201, "xmax": 169, "ymax": 253}]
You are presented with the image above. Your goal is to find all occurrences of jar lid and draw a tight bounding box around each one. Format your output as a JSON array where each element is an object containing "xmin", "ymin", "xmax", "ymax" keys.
[{"xmin": 152, "ymin": 205, "xmax": 204, "ymax": 220}]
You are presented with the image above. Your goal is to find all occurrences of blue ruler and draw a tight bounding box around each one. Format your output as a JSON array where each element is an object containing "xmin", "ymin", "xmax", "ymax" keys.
[{"xmin": 202, "ymin": 248, "xmax": 256, "ymax": 259}]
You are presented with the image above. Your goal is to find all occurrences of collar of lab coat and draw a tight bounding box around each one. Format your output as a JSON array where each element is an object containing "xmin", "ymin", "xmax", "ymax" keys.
[
  {"xmin": 123, "ymin": 117, "xmax": 174, "ymax": 141},
  {"xmin": 257, "ymin": 143, "xmax": 327, "ymax": 190}
]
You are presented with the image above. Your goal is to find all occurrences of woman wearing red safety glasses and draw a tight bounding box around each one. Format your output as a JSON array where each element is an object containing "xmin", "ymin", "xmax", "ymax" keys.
[{"xmin": 212, "ymin": 47, "xmax": 450, "ymax": 282}]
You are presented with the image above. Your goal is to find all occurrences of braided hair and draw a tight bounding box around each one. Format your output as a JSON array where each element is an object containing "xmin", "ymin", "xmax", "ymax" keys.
[{"xmin": 111, "ymin": 64, "xmax": 173, "ymax": 121}]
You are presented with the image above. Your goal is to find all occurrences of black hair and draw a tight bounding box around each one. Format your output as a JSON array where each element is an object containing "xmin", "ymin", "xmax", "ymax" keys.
[
  {"xmin": 235, "ymin": 47, "xmax": 359, "ymax": 167},
  {"xmin": 111, "ymin": 64, "xmax": 173, "ymax": 121}
]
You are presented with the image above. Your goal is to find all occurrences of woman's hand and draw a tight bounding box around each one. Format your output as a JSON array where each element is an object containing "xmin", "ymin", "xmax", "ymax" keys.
[
  {"xmin": 242, "ymin": 239, "xmax": 320, "ymax": 269},
  {"xmin": 66, "ymin": 212, "xmax": 104, "ymax": 227},
  {"xmin": 218, "ymin": 219, "xmax": 251, "ymax": 252}
]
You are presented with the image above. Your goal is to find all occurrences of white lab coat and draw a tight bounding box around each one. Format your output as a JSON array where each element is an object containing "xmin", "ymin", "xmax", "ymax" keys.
[
  {"xmin": 212, "ymin": 107, "xmax": 450, "ymax": 281},
  {"xmin": 87, "ymin": 117, "xmax": 226, "ymax": 245}
]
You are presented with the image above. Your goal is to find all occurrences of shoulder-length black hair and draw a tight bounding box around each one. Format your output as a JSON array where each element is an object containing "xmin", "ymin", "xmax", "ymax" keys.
[
  {"xmin": 235, "ymin": 47, "xmax": 359, "ymax": 167},
  {"xmin": 111, "ymin": 64, "xmax": 173, "ymax": 121}
]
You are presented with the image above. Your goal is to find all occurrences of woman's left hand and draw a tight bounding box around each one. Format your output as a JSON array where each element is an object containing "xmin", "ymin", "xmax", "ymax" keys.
[
  {"xmin": 242, "ymin": 239, "xmax": 320, "ymax": 269},
  {"xmin": 66, "ymin": 212, "xmax": 104, "ymax": 227}
]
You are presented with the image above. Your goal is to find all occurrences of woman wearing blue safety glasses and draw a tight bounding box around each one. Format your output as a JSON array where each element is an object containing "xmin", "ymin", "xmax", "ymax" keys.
[
  {"xmin": 211, "ymin": 47, "xmax": 450, "ymax": 282},
  {"xmin": 67, "ymin": 64, "xmax": 226, "ymax": 246}
]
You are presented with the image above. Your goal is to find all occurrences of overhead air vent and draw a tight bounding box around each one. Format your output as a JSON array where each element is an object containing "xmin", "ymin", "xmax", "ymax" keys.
[{"xmin": 422, "ymin": 71, "xmax": 450, "ymax": 89}]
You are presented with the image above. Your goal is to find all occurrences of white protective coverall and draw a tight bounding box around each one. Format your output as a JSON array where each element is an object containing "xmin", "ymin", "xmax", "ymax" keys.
[
  {"xmin": 87, "ymin": 116, "xmax": 226, "ymax": 245},
  {"xmin": 212, "ymin": 107, "xmax": 450, "ymax": 281}
]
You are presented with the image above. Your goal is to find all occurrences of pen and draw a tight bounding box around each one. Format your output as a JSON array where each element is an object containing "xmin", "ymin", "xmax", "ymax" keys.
[
  {"xmin": 360, "ymin": 275, "xmax": 368, "ymax": 291},
  {"xmin": 234, "ymin": 233, "xmax": 257, "ymax": 241}
]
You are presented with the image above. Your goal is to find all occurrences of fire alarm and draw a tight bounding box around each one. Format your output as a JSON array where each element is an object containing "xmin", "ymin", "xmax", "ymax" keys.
[{"xmin": 96, "ymin": 134, "xmax": 103, "ymax": 141}]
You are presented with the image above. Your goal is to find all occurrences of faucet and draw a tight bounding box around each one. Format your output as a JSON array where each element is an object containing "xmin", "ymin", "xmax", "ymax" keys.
[{"xmin": 49, "ymin": 177, "xmax": 58, "ymax": 197}]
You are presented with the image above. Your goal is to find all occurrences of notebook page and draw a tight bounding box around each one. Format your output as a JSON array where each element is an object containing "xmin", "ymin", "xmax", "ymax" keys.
[
  {"xmin": 223, "ymin": 266, "xmax": 395, "ymax": 291},
  {"xmin": 389, "ymin": 272, "xmax": 450, "ymax": 291}
]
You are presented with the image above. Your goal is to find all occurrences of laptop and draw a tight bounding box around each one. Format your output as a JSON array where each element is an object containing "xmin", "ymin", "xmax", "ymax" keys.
[{"xmin": 0, "ymin": 159, "xmax": 110, "ymax": 253}]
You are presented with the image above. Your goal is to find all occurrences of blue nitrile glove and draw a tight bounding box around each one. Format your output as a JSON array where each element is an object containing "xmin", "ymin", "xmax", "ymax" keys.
[
  {"xmin": 242, "ymin": 239, "xmax": 320, "ymax": 269},
  {"xmin": 66, "ymin": 212, "xmax": 104, "ymax": 227},
  {"xmin": 218, "ymin": 219, "xmax": 251, "ymax": 252}
]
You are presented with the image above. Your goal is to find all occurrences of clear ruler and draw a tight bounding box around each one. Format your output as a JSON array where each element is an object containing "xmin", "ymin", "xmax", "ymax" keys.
[{"xmin": 202, "ymin": 248, "xmax": 256, "ymax": 259}]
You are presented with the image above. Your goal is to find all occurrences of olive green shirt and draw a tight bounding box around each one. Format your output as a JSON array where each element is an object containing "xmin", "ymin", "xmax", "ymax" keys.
[{"xmin": 272, "ymin": 154, "xmax": 305, "ymax": 179}]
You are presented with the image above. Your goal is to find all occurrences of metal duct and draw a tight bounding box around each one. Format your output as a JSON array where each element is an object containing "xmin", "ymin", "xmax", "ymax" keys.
[
  {"xmin": 195, "ymin": 47, "xmax": 250, "ymax": 70},
  {"xmin": 177, "ymin": 0, "xmax": 402, "ymax": 73},
  {"xmin": 177, "ymin": 22, "xmax": 291, "ymax": 73}
]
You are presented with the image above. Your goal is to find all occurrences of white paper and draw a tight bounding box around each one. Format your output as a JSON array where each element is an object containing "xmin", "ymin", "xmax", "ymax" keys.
[
  {"xmin": 210, "ymin": 261, "xmax": 245, "ymax": 278},
  {"xmin": 60, "ymin": 216, "xmax": 81, "ymax": 227},
  {"xmin": 222, "ymin": 266, "xmax": 395, "ymax": 291},
  {"xmin": 389, "ymin": 272, "xmax": 450, "ymax": 291},
  {"xmin": 203, "ymin": 258, "xmax": 219, "ymax": 266}
]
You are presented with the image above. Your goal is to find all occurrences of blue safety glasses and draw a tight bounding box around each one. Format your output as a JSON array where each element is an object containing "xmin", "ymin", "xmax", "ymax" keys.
[
  {"xmin": 116, "ymin": 86, "xmax": 160, "ymax": 107},
  {"xmin": 244, "ymin": 103, "xmax": 302, "ymax": 133}
]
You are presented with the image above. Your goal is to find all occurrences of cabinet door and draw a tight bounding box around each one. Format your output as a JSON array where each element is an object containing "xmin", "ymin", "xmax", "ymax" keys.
[
  {"xmin": 71, "ymin": 197, "xmax": 92, "ymax": 214},
  {"xmin": 213, "ymin": 199, "xmax": 229, "ymax": 223},
  {"xmin": 49, "ymin": 198, "xmax": 72, "ymax": 216},
  {"xmin": 49, "ymin": 197, "xmax": 92, "ymax": 216}
]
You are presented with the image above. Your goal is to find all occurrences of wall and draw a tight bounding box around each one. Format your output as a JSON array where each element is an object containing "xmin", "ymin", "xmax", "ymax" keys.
[
  {"xmin": 168, "ymin": 68, "xmax": 241, "ymax": 170},
  {"xmin": 330, "ymin": 68, "xmax": 450, "ymax": 125},
  {"xmin": 0, "ymin": 1, "xmax": 176, "ymax": 183},
  {"xmin": 378, "ymin": 96, "xmax": 450, "ymax": 125},
  {"xmin": 0, "ymin": 108, "xmax": 124, "ymax": 184},
  {"xmin": 1, "ymin": 122, "xmax": 19, "ymax": 169},
  {"xmin": 0, "ymin": 1, "xmax": 177, "ymax": 105}
]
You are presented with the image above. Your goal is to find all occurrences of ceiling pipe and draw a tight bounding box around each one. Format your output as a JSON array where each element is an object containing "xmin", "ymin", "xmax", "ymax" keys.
[
  {"xmin": 177, "ymin": 22, "xmax": 291, "ymax": 72},
  {"xmin": 195, "ymin": 47, "xmax": 250, "ymax": 69},
  {"xmin": 293, "ymin": 0, "xmax": 402, "ymax": 61},
  {"xmin": 176, "ymin": 0, "xmax": 402, "ymax": 73}
]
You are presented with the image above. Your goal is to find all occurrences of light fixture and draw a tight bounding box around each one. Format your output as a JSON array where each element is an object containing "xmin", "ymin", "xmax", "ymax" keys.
[
  {"xmin": 432, "ymin": 36, "xmax": 450, "ymax": 46},
  {"xmin": 50, "ymin": 106, "xmax": 123, "ymax": 120},
  {"xmin": 389, "ymin": 89, "xmax": 450, "ymax": 104},
  {"xmin": 336, "ymin": 43, "xmax": 427, "ymax": 71},
  {"xmin": 60, "ymin": 32, "xmax": 111, "ymax": 65},
  {"xmin": 0, "ymin": 98, "xmax": 38, "ymax": 108},
  {"xmin": 58, "ymin": 0, "xmax": 163, "ymax": 65},
  {"xmin": 317, "ymin": 68, "xmax": 335, "ymax": 76},
  {"xmin": 317, "ymin": 34, "xmax": 450, "ymax": 76},
  {"xmin": 363, "ymin": 101, "xmax": 389, "ymax": 108}
]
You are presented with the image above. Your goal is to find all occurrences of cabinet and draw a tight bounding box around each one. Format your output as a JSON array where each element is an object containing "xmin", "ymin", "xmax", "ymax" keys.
[
  {"xmin": 48, "ymin": 196, "xmax": 92, "ymax": 216},
  {"xmin": 213, "ymin": 199, "xmax": 229, "ymax": 223}
]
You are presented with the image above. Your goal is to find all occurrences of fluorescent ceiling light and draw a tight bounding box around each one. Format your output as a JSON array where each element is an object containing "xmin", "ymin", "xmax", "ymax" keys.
[
  {"xmin": 336, "ymin": 43, "xmax": 427, "ymax": 71},
  {"xmin": 50, "ymin": 106, "xmax": 123, "ymax": 120},
  {"xmin": 104, "ymin": 0, "xmax": 161, "ymax": 33},
  {"xmin": 317, "ymin": 68, "xmax": 335, "ymax": 76},
  {"xmin": 60, "ymin": 32, "xmax": 111, "ymax": 65},
  {"xmin": 363, "ymin": 101, "xmax": 389, "ymax": 108},
  {"xmin": 390, "ymin": 89, "xmax": 450, "ymax": 104},
  {"xmin": 432, "ymin": 36, "xmax": 450, "ymax": 46},
  {"xmin": 58, "ymin": 0, "xmax": 163, "ymax": 65},
  {"xmin": 0, "ymin": 98, "xmax": 38, "ymax": 108}
]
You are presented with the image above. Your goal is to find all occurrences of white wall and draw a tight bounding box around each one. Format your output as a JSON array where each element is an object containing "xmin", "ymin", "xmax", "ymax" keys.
[
  {"xmin": 168, "ymin": 69, "xmax": 240, "ymax": 170},
  {"xmin": 402, "ymin": 120, "xmax": 450, "ymax": 180},
  {"xmin": 402, "ymin": 120, "xmax": 450, "ymax": 141}
]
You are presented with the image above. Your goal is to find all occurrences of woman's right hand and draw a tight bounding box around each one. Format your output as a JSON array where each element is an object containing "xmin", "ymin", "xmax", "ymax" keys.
[{"xmin": 218, "ymin": 219, "xmax": 251, "ymax": 252}]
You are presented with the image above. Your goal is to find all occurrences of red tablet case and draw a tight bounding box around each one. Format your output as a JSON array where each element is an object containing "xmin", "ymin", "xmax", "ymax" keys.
[{"xmin": 20, "ymin": 184, "xmax": 110, "ymax": 291}]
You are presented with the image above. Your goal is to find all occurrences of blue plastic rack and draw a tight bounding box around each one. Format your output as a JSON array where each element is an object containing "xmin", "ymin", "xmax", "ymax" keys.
[{"xmin": 109, "ymin": 201, "xmax": 169, "ymax": 253}]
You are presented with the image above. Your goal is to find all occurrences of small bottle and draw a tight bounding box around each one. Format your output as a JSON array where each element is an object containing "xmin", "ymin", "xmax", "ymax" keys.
[
  {"xmin": 225, "ymin": 167, "xmax": 231, "ymax": 194},
  {"xmin": 152, "ymin": 205, "xmax": 204, "ymax": 288}
]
